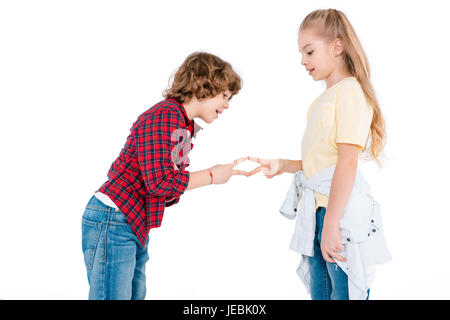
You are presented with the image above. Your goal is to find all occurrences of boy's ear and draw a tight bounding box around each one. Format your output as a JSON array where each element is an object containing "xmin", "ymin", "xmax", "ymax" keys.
[{"xmin": 191, "ymin": 95, "xmax": 202, "ymax": 103}]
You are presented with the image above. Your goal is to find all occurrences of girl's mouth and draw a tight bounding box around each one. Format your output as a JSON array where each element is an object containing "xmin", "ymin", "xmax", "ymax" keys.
[{"xmin": 309, "ymin": 68, "xmax": 315, "ymax": 75}]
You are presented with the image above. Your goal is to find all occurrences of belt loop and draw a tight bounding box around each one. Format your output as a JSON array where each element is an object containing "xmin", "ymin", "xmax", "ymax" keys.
[
  {"xmin": 112, "ymin": 206, "xmax": 119, "ymax": 221},
  {"xmin": 102, "ymin": 208, "xmax": 111, "ymax": 262}
]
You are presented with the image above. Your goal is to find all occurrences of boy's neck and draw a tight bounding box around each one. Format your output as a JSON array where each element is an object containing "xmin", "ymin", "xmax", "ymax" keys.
[{"xmin": 182, "ymin": 99, "xmax": 197, "ymax": 121}]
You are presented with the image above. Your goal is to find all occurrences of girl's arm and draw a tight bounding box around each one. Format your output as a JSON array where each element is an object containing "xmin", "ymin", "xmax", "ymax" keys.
[
  {"xmin": 281, "ymin": 159, "xmax": 303, "ymax": 173},
  {"xmin": 246, "ymin": 157, "xmax": 303, "ymax": 178},
  {"xmin": 320, "ymin": 143, "xmax": 359, "ymax": 263}
]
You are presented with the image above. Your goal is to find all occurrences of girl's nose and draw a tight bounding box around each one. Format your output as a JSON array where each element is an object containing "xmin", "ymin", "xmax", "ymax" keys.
[{"xmin": 301, "ymin": 57, "xmax": 307, "ymax": 66}]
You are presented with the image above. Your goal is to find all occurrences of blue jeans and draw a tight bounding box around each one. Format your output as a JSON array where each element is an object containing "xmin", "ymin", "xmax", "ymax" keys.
[
  {"xmin": 309, "ymin": 207, "xmax": 370, "ymax": 300},
  {"xmin": 81, "ymin": 195, "xmax": 150, "ymax": 300}
]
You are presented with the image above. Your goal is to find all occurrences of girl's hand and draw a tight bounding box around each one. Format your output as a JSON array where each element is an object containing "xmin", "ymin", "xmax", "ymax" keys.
[
  {"xmin": 209, "ymin": 157, "xmax": 250, "ymax": 184},
  {"xmin": 320, "ymin": 221, "xmax": 347, "ymax": 263},
  {"xmin": 246, "ymin": 156, "xmax": 285, "ymax": 178}
]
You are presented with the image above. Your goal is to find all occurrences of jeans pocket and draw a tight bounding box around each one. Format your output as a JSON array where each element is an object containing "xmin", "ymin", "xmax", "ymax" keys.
[{"xmin": 81, "ymin": 218, "xmax": 103, "ymax": 271}]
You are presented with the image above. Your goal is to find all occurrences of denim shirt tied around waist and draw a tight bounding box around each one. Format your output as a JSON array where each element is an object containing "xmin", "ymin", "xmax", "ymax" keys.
[{"xmin": 279, "ymin": 165, "xmax": 392, "ymax": 300}]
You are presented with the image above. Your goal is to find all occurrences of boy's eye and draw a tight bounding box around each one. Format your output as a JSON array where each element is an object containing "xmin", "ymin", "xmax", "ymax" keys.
[{"xmin": 307, "ymin": 51, "xmax": 313, "ymax": 55}]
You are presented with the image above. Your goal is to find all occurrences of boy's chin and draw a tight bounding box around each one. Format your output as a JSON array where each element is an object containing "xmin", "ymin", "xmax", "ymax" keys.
[
  {"xmin": 206, "ymin": 115, "xmax": 217, "ymax": 124},
  {"xmin": 197, "ymin": 113, "xmax": 217, "ymax": 124}
]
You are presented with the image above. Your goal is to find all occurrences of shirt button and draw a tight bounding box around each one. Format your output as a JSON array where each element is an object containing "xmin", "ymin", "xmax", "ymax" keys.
[
  {"xmin": 347, "ymin": 238, "xmax": 351, "ymax": 242},
  {"xmin": 372, "ymin": 229, "xmax": 376, "ymax": 232},
  {"xmin": 294, "ymin": 208, "xmax": 297, "ymax": 212},
  {"xmin": 371, "ymin": 220, "xmax": 374, "ymax": 223}
]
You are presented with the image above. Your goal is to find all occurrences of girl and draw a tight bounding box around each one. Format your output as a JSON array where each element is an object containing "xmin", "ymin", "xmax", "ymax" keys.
[
  {"xmin": 81, "ymin": 52, "xmax": 252, "ymax": 300},
  {"xmin": 247, "ymin": 9, "xmax": 390, "ymax": 300}
]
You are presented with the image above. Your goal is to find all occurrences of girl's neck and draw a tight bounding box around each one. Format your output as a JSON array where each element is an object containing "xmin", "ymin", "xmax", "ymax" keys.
[{"xmin": 325, "ymin": 71, "xmax": 354, "ymax": 89}]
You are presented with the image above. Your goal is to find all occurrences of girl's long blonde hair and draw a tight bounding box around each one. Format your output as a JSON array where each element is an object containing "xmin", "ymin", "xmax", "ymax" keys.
[{"xmin": 300, "ymin": 9, "xmax": 386, "ymax": 167}]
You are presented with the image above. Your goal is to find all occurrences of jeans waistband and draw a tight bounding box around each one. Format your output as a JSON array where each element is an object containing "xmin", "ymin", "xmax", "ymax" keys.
[
  {"xmin": 86, "ymin": 195, "xmax": 118, "ymax": 212},
  {"xmin": 83, "ymin": 195, "xmax": 128, "ymax": 225}
]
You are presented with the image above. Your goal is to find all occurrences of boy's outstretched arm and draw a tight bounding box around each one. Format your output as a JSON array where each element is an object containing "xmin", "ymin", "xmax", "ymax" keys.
[{"xmin": 186, "ymin": 157, "xmax": 250, "ymax": 191}]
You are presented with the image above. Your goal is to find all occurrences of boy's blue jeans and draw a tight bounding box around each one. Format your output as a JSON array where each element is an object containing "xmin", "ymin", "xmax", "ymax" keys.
[
  {"xmin": 81, "ymin": 195, "xmax": 150, "ymax": 300},
  {"xmin": 309, "ymin": 207, "xmax": 370, "ymax": 300}
]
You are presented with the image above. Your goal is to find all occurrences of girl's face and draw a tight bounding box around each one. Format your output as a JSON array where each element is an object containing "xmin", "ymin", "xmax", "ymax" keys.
[
  {"xmin": 298, "ymin": 28, "xmax": 343, "ymax": 81},
  {"xmin": 197, "ymin": 90, "xmax": 232, "ymax": 124}
]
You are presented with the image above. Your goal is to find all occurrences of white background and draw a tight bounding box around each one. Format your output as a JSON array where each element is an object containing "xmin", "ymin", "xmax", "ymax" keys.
[{"xmin": 1, "ymin": 0, "xmax": 449, "ymax": 300}]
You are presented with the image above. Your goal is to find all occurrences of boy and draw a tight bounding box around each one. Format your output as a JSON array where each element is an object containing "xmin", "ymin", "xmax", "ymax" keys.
[{"xmin": 81, "ymin": 52, "xmax": 248, "ymax": 300}]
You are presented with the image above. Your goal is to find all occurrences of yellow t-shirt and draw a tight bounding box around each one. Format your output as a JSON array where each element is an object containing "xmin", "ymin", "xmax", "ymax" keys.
[{"xmin": 301, "ymin": 77, "xmax": 373, "ymax": 210}]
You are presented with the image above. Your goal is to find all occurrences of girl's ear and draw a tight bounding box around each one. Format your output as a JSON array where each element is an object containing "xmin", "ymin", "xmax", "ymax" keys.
[{"xmin": 333, "ymin": 38, "xmax": 345, "ymax": 57}]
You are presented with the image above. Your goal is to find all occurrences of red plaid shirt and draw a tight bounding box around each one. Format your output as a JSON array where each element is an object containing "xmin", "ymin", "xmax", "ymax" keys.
[{"xmin": 97, "ymin": 98, "xmax": 202, "ymax": 248}]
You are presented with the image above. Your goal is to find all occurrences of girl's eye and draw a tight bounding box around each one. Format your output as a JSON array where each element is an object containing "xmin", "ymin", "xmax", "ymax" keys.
[{"xmin": 307, "ymin": 51, "xmax": 313, "ymax": 55}]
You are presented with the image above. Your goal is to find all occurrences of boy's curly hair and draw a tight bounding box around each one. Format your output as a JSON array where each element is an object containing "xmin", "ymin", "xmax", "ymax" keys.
[{"xmin": 163, "ymin": 52, "xmax": 242, "ymax": 103}]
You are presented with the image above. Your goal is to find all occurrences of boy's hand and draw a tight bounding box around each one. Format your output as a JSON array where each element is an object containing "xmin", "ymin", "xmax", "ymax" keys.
[
  {"xmin": 246, "ymin": 156, "xmax": 285, "ymax": 179},
  {"xmin": 210, "ymin": 157, "xmax": 251, "ymax": 184}
]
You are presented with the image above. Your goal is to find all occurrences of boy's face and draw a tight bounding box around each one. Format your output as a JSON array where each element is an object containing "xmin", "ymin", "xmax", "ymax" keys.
[
  {"xmin": 298, "ymin": 28, "xmax": 340, "ymax": 81},
  {"xmin": 197, "ymin": 90, "xmax": 232, "ymax": 124}
]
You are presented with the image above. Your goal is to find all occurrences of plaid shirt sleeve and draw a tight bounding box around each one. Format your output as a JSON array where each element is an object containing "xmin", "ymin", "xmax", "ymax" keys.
[{"xmin": 135, "ymin": 107, "xmax": 190, "ymax": 199}]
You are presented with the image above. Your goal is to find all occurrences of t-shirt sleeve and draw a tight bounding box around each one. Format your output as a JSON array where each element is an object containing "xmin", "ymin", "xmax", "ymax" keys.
[{"xmin": 335, "ymin": 82, "xmax": 373, "ymax": 149}]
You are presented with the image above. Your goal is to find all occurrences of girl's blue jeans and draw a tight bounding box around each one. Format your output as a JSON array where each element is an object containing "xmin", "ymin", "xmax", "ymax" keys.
[
  {"xmin": 81, "ymin": 195, "xmax": 150, "ymax": 300},
  {"xmin": 309, "ymin": 207, "xmax": 370, "ymax": 300}
]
